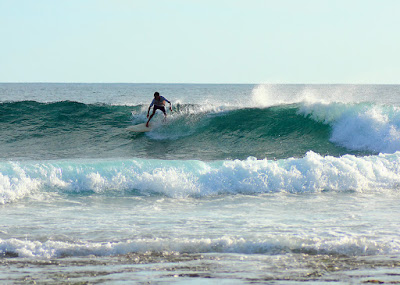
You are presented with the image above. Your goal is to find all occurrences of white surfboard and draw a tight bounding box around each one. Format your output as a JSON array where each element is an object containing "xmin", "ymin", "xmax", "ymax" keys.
[{"xmin": 127, "ymin": 123, "xmax": 151, "ymax": 132}]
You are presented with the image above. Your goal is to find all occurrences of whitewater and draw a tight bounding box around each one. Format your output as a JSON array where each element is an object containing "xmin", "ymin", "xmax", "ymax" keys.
[{"xmin": 1, "ymin": 83, "xmax": 400, "ymax": 284}]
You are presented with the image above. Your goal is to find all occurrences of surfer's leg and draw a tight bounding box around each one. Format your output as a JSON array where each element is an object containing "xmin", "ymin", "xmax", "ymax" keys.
[
  {"xmin": 161, "ymin": 107, "xmax": 167, "ymax": 122},
  {"xmin": 146, "ymin": 109, "xmax": 156, "ymax": 127}
]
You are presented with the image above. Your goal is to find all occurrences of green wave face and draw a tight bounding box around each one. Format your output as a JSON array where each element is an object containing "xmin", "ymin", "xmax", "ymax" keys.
[{"xmin": 0, "ymin": 101, "xmax": 371, "ymax": 161}]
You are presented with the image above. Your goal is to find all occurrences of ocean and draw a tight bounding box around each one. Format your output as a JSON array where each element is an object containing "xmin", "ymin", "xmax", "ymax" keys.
[{"xmin": 0, "ymin": 83, "xmax": 400, "ymax": 284}]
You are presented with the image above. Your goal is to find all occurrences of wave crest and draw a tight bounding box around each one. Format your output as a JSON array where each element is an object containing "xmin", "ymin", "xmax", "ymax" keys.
[{"xmin": 1, "ymin": 152, "xmax": 400, "ymax": 204}]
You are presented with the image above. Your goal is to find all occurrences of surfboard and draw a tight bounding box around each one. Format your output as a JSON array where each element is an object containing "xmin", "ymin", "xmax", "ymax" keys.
[{"xmin": 127, "ymin": 123, "xmax": 151, "ymax": 132}]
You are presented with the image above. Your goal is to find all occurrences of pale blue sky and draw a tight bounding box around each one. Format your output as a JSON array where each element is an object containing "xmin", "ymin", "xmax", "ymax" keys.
[{"xmin": 1, "ymin": 0, "xmax": 399, "ymax": 83}]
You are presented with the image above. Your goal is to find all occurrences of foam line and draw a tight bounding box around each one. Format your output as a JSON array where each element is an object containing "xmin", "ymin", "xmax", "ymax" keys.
[
  {"xmin": 1, "ymin": 151, "xmax": 400, "ymax": 204},
  {"xmin": 0, "ymin": 234, "xmax": 397, "ymax": 258}
]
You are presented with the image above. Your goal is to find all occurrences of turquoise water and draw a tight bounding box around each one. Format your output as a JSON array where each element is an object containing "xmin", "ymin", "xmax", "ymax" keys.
[
  {"xmin": 1, "ymin": 83, "xmax": 400, "ymax": 284},
  {"xmin": 0, "ymin": 101, "xmax": 356, "ymax": 161}
]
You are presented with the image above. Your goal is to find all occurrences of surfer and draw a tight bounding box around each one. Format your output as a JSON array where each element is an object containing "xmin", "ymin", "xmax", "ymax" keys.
[{"xmin": 146, "ymin": 92, "xmax": 172, "ymax": 127}]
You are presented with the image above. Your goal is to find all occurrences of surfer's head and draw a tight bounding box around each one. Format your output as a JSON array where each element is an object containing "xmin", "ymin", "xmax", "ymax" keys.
[{"xmin": 154, "ymin": 92, "xmax": 160, "ymax": 99}]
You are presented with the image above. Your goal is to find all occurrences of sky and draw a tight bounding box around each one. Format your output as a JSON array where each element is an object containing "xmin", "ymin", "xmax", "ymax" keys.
[{"xmin": 1, "ymin": 0, "xmax": 399, "ymax": 84}]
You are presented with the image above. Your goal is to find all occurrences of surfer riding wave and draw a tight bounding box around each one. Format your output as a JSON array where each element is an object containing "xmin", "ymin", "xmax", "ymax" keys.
[{"xmin": 146, "ymin": 92, "xmax": 172, "ymax": 127}]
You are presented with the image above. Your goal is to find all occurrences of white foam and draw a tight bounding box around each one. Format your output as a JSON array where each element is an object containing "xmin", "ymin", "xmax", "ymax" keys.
[
  {"xmin": 247, "ymin": 84, "xmax": 400, "ymax": 153},
  {"xmin": 0, "ymin": 234, "xmax": 397, "ymax": 258},
  {"xmin": 1, "ymin": 151, "xmax": 400, "ymax": 204},
  {"xmin": 0, "ymin": 163, "xmax": 42, "ymax": 204},
  {"xmin": 299, "ymin": 102, "xmax": 400, "ymax": 153}
]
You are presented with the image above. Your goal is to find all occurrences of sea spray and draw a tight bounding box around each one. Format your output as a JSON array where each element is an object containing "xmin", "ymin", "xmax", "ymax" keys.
[{"xmin": 299, "ymin": 102, "xmax": 400, "ymax": 153}]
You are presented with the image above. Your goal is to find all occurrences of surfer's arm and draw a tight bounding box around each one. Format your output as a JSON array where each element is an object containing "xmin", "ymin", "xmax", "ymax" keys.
[
  {"xmin": 161, "ymin": 96, "xmax": 170, "ymax": 104},
  {"xmin": 161, "ymin": 96, "xmax": 172, "ymax": 111}
]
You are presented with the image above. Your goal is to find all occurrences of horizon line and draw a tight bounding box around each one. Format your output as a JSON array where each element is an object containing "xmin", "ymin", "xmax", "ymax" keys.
[{"xmin": 1, "ymin": 82, "xmax": 399, "ymax": 85}]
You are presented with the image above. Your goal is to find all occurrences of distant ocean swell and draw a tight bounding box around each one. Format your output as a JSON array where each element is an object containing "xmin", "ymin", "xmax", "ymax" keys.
[{"xmin": 1, "ymin": 151, "xmax": 400, "ymax": 204}]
